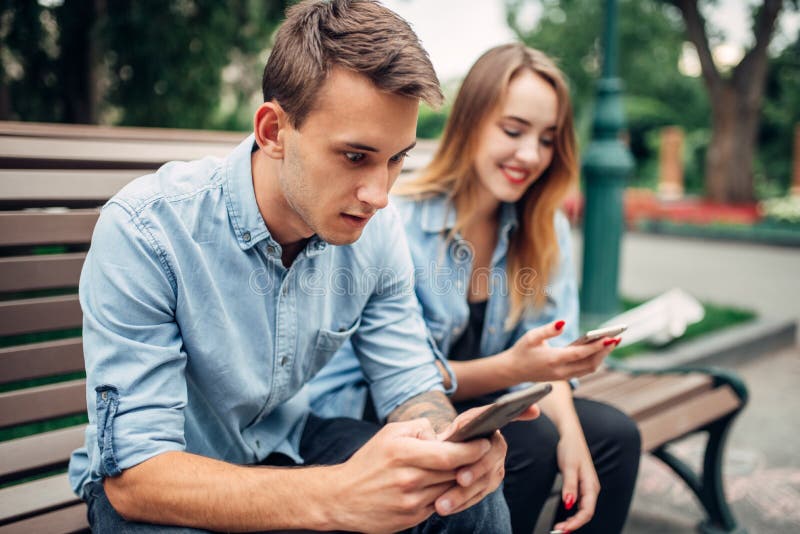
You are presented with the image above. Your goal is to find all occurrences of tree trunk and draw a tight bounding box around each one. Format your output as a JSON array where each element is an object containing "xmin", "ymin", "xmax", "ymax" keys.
[{"xmin": 705, "ymin": 84, "xmax": 761, "ymax": 203}]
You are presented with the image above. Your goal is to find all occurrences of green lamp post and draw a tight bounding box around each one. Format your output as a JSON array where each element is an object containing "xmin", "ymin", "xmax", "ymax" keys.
[{"xmin": 580, "ymin": 0, "xmax": 634, "ymax": 327}]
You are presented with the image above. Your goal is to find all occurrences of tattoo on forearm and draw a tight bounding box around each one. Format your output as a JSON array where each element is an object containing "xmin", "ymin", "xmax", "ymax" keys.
[{"xmin": 388, "ymin": 391, "xmax": 457, "ymax": 433}]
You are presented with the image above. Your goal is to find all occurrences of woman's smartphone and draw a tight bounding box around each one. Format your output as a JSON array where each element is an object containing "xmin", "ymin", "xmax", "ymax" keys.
[
  {"xmin": 569, "ymin": 324, "xmax": 627, "ymax": 346},
  {"xmin": 446, "ymin": 383, "xmax": 553, "ymax": 442}
]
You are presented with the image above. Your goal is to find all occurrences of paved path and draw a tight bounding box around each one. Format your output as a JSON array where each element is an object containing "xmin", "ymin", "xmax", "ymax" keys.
[{"xmin": 572, "ymin": 231, "xmax": 800, "ymax": 326}]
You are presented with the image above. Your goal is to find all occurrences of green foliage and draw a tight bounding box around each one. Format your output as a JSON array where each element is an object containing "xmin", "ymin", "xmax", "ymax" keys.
[
  {"xmin": 1, "ymin": 0, "xmax": 290, "ymax": 129},
  {"xmin": 416, "ymin": 102, "xmax": 450, "ymax": 139}
]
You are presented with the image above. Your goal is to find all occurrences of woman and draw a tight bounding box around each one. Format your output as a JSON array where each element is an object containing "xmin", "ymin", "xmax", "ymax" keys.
[{"xmin": 308, "ymin": 43, "xmax": 641, "ymax": 534}]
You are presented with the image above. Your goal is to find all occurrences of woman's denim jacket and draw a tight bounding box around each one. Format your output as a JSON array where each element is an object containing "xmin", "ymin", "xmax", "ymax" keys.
[{"xmin": 306, "ymin": 193, "xmax": 580, "ymax": 419}]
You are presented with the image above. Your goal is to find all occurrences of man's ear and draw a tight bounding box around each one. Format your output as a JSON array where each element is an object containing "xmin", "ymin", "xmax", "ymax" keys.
[{"xmin": 253, "ymin": 101, "xmax": 288, "ymax": 159}]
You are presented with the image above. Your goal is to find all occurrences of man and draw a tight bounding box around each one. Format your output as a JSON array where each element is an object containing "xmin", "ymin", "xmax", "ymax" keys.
[{"xmin": 69, "ymin": 1, "xmax": 535, "ymax": 532}]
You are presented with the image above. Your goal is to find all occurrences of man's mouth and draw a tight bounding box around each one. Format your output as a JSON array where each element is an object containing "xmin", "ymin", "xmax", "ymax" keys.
[{"xmin": 341, "ymin": 213, "xmax": 372, "ymax": 227}]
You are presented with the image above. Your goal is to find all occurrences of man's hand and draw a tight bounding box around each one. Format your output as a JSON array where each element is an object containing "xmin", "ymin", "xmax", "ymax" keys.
[
  {"xmin": 329, "ymin": 418, "xmax": 496, "ymax": 533},
  {"xmin": 430, "ymin": 403, "xmax": 538, "ymax": 516},
  {"xmin": 505, "ymin": 320, "xmax": 620, "ymax": 382}
]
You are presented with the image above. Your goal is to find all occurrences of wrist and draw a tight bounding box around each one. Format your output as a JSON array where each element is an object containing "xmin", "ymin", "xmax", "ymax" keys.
[
  {"xmin": 292, "ymin": 465, "xmax": 346, "ymax": 531},
  {"xmin": 496, "ymin": 348, "xmax": 518, "ymax": 385}
]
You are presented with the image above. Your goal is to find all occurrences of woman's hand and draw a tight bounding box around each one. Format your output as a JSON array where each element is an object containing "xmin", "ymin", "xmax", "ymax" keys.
[
  {"xmin": 503, "ymin": 320, "xmax": 619, "ymax": 382},
  {"xmin": 552, "ymin": 426, "xmax": 601, "ymax": 534}
]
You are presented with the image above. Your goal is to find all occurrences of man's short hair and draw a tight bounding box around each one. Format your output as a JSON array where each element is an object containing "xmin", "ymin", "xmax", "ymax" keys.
[{"xmin": 262, "ymin": 0, "xmax": 443, "ymax": 127}]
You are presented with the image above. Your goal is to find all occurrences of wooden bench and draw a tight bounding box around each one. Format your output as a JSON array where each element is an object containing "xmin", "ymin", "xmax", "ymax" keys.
[{"xmin": 0, "ymin": 121, "xmax": 747, "ymax": 533}]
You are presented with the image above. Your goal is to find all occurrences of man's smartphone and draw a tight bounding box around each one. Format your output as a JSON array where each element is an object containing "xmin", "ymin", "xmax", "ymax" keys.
[
  {"xmin": 446, "ymin": 383, "xmax": 553, "ymax": 442},
  {"xmin": 569, "ymin": 324, "xmax": 627, "ymax": 346}
]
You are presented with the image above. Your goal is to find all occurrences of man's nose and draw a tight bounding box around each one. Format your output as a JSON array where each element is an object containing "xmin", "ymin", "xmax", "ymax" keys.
[{"xmin": 356, "ymin": 170, "xmax": 390, "ymax": 210}]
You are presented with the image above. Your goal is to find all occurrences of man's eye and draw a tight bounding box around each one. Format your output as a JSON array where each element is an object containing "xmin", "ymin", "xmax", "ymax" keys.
[
  {"xmin": 390, "ymin": 151, "xmax": 409, "ymax": 163},
  {"xmin": 345, "ymin": 152, "xmax": 365, "ymax": 163}
]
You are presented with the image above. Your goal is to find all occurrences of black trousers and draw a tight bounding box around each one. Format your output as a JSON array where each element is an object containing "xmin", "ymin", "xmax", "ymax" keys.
[{"xmin": 454, "ymin": 397, "xmax": 641, "ymax": 534}]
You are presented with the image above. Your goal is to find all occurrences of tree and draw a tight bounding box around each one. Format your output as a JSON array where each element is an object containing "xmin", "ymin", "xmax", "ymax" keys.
[
  {"xmin": 0, "ymin": 0, "xmax": 290, "ymax": 129},
  {"xmin": 667, "ymin": 0, "xmax": 787, "ymax": 203}
]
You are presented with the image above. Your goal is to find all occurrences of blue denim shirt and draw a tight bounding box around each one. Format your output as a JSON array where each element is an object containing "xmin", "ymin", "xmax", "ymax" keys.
[
  {"xmin": 307, "ymin": 193, "xmax": 579, "ymax": 419},
  {"xmin": 69, "ymin": 135, "xmax": 447, "ymax": 497}
]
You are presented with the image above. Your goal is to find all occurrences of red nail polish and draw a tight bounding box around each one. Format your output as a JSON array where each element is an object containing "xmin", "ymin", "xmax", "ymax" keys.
[
  {"xmin": 555, "ymin": 320, "xmax": 566, "ymax": 330},
  {"xmin": 564, "ymin": 493, "xmax": 575, "ymax": 510},
  {"xmin": 615, "ymin": 338, "xmax": 622, "ymax": 346},
  {"xmin": 603, "ymin": 338, "xmax": 615, "ymax": 346}
]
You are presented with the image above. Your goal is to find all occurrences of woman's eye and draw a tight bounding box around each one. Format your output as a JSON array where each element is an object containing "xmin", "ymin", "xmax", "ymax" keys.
[
  {"xmin": 344, "ymin": 152, "xmax": 365, "ymax": 163},
  {"xmin": 540, "ymin": 137, "xmax": 555, "ymax": 147},
  {"xmin": 390, "ymin": 151, "xmax": 409, "ymax": 163},
  {"xmin": 502, "ymin": 127, "xmax": 521, "ymax": 138}
]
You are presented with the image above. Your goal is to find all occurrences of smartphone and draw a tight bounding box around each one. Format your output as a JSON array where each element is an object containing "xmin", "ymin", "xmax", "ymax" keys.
[
  {"xmin": 446, "ymin": 383, "xmax": 553, "ymax": 442},
  {"xmin": 569, "ymin": 324, "xmax": 627, "ymax": 346}
]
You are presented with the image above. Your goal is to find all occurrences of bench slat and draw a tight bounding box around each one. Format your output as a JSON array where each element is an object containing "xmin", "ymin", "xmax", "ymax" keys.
[
  {"xmin": 0, "ymin": 119, "xmax": 245, "ymax": 144},
  {"xmin": 0, "ymin": 295, "xmax": 82, "ymax": 337},
  {"xmin": 0, "ymin": 337, "xmax": 84, "ymax": 385},
  {"xmin": 583, "ymin": 373, "xmax": 666, "ymax": 404},
  {"xmin": 0, "ymin": 379, "xmax": 86, "ymax": 428},
  {"xmin": 0, "ymin": 473, "xmax": 81, "ymax": 526},
  {"xmin": 0, "ymin": 426, "xmax": 85, "ymax": 480},
  {"xmin": 625, "ymin": 373, "xmax": 715, "ymax": 421},
  {"xmin": 0, "ymin": 253, "xmax": 85, "ymax": 292},
  {"xmin": 637, "ymin": 385, "xmax": 742, "ymax": 451},
  {"xmin": 0, "ymin": 210, "xmax": 98, "ymax": 246},
  {"xmin": 0, "ymin": 137, "xmax": 234, "ymax": 169},
  {"xmin": 0, "ymin": 502, "xmax": 88, "ymax": 534},
  {"xmin": 572, "ymin": 371, "xmax": 631, "ymax": 397},
  {"xmin": 0, "ymin": 170, "xmax": 138, "ymax": 204}
]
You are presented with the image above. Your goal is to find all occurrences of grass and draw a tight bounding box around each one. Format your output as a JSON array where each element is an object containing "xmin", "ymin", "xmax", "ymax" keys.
[{"xmin": 610, "ymin": 297, "xmax": 757, "ymax": 359}]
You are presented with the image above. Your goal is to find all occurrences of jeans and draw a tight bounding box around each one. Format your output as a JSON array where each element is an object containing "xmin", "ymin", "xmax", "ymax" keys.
[
  {"xmin": 455, "ymin": 397, "xmax": 641, "ymax": 534},
  {"xmin": 85, "ymin": 414, "xmax": 511, "ymax": 533}
]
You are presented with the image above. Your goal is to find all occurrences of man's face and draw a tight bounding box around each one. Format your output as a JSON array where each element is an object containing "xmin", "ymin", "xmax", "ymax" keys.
[{"xmin": 278, "ymin": 68, "xmax": 419, "ymax": 246}]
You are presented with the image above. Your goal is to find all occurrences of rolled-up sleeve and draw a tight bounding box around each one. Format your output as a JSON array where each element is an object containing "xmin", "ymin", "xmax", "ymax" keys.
[
  {"xmin": 350, "ymin": 209, "xmax": 456, "ymax": 421},
  {"xmin": 81, "ymin": 202, "xmax": 187, "ymax": 478}
]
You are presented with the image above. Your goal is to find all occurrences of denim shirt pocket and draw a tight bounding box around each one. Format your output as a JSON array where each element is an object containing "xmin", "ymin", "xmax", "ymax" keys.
[
  {"xmin": 308, "ymin": 317, "xmax": 362, "ymax": 379},
  {"xmin": 95, "ymin": 385, "xmax": 122, "ymax": 477}
]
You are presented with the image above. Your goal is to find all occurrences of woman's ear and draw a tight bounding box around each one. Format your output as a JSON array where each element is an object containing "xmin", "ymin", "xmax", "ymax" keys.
[{"xmin": 253, "ymin": 101, "xmax": 287, "ymax": 159}]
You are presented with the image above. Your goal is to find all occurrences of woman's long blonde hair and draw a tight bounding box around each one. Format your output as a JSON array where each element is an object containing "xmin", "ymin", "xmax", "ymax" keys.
[{"xmin": 394, "ymin": 43, "xmax": 578, "ymax": 328}]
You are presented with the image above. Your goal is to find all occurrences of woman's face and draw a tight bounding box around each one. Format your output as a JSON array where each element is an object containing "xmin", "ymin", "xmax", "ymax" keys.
[{"xmin": 473, "ymin": 70, "xmax": 558, "ymax": 204}]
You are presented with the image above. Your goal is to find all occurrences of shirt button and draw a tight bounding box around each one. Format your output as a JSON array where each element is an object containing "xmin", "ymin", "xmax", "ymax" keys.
[
  {"xmin": 267, "ymin": 245, "xmax": 276, "ymax": 254},
  {"xmin": 242, "ymin": 231, "xmax": 251, "ymax": 242},
  {"xmin": 255, "ymin": 440, "xmax": 261, "ymax": 449},
  {"xmin": 488, "ymin": 326, "xmax": 496, "ymax": 334},
  {"xmin": 280, "ymin": 356, "xmax": 289, "ymax": 366},
  {"xmin": 101, "ymin": 391, "xmax": 108, "ymax": 401},
  {"xmin": 281, "ymin": 285, "xmax": 288, "ymax": 295}
]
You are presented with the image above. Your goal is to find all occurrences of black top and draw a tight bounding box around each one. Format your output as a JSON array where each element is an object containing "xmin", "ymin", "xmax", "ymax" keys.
[{"xmin": 448, "ymin": 299, "xmax": 488, "ymax": 362}]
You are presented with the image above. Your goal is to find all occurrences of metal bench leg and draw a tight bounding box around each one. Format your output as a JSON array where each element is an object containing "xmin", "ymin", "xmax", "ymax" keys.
[{"xmin": 652, "ymin": 411, "xmax": 747, "ymax": 534}]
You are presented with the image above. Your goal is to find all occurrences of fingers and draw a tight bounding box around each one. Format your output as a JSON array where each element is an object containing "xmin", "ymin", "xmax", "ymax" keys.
[
  {"xmin": 393, "ymin": 432, "xmax": 492, "ymax": 471},
  {"xmin": 554, "ymin": 470, "xmax": 600, "ymax": 533},
  {"xmin": 557, "ymin": 337, "xmax": 621, "ymax": 379},
  {"xmin": 453, "ymin": 431, "xmax": 506, "ymax": 488},
  {"xmin": 560, "ymin": 465, "xmax": 578, "ymax": 518},
  {"xmin": 553, "ymin": 489, "xmax": 599, "ymax": 533},
  {"xmin": 514, "ymin": 403, "xmax": 540, "ymax": 421},
  {"xmin": 435, "ymin": 431, "xmax": 506, "ymax": 516},
  {"xmin": 522, "ymin": 319, "xmax": 568, "ymax": 346}
]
